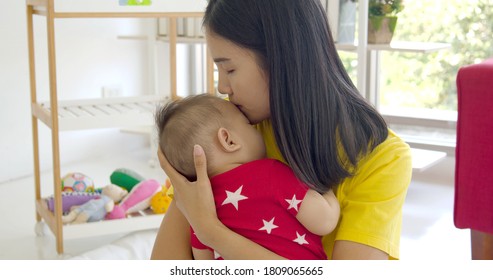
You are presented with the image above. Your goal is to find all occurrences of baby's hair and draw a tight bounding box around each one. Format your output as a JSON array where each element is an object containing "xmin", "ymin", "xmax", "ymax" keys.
[{"xmin": 155, "ymin": 94, "xmax": 226, "ymax": 181}]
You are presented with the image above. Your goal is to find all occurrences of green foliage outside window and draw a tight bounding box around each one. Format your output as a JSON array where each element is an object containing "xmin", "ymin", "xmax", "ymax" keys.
[
  {"xmin": 368, "ymin": 0, "xmax": 404, "ymax": 17},
  {"xmin": 339, "ymin": 0, "xmax": 493, "ymax": 111}
]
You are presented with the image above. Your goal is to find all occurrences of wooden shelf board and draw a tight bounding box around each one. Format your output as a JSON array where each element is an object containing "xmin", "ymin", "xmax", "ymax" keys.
[
  {"xmin": 36, "ymin": 199, "xmax": 57, "ymax": 235},
  {"xmin": 50, "ymin": 0, "xmax": 206, "ymax": 14}
]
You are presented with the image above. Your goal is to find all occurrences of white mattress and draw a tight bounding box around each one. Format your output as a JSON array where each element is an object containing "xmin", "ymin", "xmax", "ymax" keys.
[{"xmin": 69, "ymin": 229, "xmax": 158, "ymax": 260}]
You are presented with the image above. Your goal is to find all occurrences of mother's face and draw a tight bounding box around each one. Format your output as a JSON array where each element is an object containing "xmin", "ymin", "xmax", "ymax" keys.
[{"xmin": 206, "ymin": 31, "xmax": 270, "ymax": 125}]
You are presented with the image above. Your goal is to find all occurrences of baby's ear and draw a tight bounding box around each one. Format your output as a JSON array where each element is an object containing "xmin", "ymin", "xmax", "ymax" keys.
[{"xmin": 217, "ymin": 127, "xmax": 241, "ymax": 152}]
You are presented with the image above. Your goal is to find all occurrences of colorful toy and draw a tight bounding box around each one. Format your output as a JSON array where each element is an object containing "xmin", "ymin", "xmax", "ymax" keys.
[
  {"xmin": 150, "ymin": 184, "xmax": 173, "ymax": 214},
  {"xmin": 101, "ymin": 184, "xmax": 128, "ymax": 203},
  {"xmin": 62, "ymin": 195, "xmax": 114, "ymax": 224},
  {"xmin": 163, "ymin": 177, "xmax": 174, "ymax": 199},
  {"xmin": 99, "ymin": 184, "xmax": 128, "ymax": 203},
  {"xmin": 110, "ymin": 168, "xmax": 145, "ymax": 192},
  {"xmin": 46, "ymin": 192, "xmax": 100, "ymax": 213},
  {"xmin": 61, "ymin": 172, "xmax": 95, "ymax": 192},
  {"xmin": 61, "ymin": 184, "xmax": 128, "ymax": 224},
  {"xmin": 106, "ymin": 179, "xmax": 161, "ymax": 220}
]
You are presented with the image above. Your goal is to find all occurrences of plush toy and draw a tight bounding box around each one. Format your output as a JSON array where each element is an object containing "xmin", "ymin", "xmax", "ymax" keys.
[
  {"xmin": 46, "ymin": 192, "xmax": 101, "ymax": 213},
  {"xmin": 106, "ymin": 179, "xmax": 161, "ymax": 220},
  {"xmin": 61, "ymin": 172, "xmax": 95, "ymax": 192},
  {"xmin": 62, "ymin": 184, "xmax": 128, "ymax": 224},
  {"xmin": 62, "ymin": 195, "xmax": 114, "ymax": 224},
  {"xmin": 150, "ymin": 180, "xmax": 173, "ymax": 214},
  {"xmin": 110, "ymin": 168, "xmax": 145, "ymax": 192},
  {"xmin": 163, "ymin": 177, "xmax": 174, "ymax": 199},
  {"xmin": 97, "ymin": 183, "xmax": 128, "ymax": 202}
]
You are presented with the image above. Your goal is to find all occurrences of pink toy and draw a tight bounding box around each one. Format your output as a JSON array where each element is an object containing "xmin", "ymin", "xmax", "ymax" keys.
[{"xmin": 105, "ymin": 179, "xmax": 161, "ymax": 220}]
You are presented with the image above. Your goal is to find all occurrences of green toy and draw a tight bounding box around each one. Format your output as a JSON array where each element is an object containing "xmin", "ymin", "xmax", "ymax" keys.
[{"xmin": 110, "ymin": 168, "xmax": 145, "ymax": 192}]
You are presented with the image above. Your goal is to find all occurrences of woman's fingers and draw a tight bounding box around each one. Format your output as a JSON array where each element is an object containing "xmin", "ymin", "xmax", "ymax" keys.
[
  {"xmin": 157, "ymin": 144, "xmax": 217, "ymax": 246},
  {"xmin": 157, "ymin": 147, "xmax": 186, "ymax": 184},
  {"xmin": 193, "ymin": 145, "xmax": 208, "ymax": 185}
]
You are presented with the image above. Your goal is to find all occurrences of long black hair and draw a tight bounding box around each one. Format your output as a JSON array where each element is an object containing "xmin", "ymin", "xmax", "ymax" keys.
[{"xmin": 204, "ymin": 0, "xmax": 388, "ymax": 193}]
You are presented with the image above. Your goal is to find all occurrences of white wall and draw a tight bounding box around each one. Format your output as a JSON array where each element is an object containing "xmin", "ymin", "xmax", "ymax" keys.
[{"xmin": 0, "ymin": 2, "xmax": 155, "ymax": 183}]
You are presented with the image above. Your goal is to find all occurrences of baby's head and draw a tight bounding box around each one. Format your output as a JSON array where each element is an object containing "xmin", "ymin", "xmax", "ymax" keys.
[{"xmin": 155, "ymin": 94, "xmax": 265, "ymax": 181}]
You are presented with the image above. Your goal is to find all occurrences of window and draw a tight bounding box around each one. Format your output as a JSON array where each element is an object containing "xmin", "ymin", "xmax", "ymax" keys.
[
  {"xmin": 340, "ymin": 0, "xmax": 493, "ymax": 154},
  {"xmin": 380, "ymin": 0, "xmax": 492, "ymax": 113}
]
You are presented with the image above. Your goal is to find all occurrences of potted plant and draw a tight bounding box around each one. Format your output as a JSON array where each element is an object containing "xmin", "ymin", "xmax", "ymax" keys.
[{"xmin": 368, "ymin": 0, "xmax": 404, "ymax": 44}]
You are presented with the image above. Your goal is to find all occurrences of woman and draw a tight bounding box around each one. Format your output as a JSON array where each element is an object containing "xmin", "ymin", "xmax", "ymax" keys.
[{"xmin": 151, "ymin": 0, "xmax": 412, "ymax": 260}]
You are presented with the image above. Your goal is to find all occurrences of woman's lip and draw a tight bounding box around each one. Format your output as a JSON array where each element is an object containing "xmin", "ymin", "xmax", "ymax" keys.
[{"xmin": 234, "ymin": 104, "xmax": 247, "ymax": 114}]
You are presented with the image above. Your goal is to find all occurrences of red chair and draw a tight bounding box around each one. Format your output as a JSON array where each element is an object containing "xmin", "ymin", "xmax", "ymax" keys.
[{"xmin": 454, "ymin": 57, "xmax": 493, "ymax": 259}]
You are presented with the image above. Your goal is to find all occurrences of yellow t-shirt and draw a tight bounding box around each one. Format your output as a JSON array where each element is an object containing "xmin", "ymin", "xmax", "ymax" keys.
[{"xmin": 255, "ymin": 119, "xmax": 412, "ymax": 259}]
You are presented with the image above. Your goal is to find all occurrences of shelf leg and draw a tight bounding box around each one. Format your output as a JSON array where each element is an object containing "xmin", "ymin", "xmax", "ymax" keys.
[
  {"xmin": 46, "ymin": 4, "xmax": 64, "ymax": 255},
  {"xmin": 26, "ymin": 4, "xmax": 42, "ymax": 223}
]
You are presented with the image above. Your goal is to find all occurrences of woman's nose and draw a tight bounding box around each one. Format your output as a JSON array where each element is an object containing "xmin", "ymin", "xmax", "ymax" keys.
[{"xmin": 217, "ymin": 73, "xmax": 232, "ymax": 95}]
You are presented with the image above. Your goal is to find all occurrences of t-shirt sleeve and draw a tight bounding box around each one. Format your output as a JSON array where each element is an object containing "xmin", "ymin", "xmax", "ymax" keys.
[{"xmin": 325, "ymin": 131, "xmax": 412, "ymax": 259}]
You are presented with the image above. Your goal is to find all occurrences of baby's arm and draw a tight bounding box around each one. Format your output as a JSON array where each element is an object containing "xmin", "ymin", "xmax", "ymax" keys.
[
  {"xmin": 296, "ymin": 189, "xmax": 340, "ymax": 236},
  {"xmin": 192, "ymin": 247, "xmax": 215, "ymax": 260}
]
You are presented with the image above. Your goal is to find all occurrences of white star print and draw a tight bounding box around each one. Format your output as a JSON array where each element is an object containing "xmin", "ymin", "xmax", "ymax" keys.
[
  {"xmin": 259, "ymin": 217, "xmax": 279, "ymax": 234},
  {"xmin": 221, "ymin": 185, "xmax": 248, "ymax": 210},
  {"xmin": 214, "ymin": 250, "xmax": 221, "ymax": 259},
  {"xmin": 285, "ymin": 194, "xmax": 303, "ymax": 212},
  {"xmin": 293, "ymin": 231, "xmax": 309, "ymax": 245}
]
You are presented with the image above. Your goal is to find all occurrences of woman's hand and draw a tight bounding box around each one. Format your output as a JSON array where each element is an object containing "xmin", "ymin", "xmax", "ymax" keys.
[
  {"xmin": 157, "ymin": 145, "xmax": 285, "ymax": 260},
  {"xmin": 157, "ymin": 145, "xmax": 219, "ymax": 246}
]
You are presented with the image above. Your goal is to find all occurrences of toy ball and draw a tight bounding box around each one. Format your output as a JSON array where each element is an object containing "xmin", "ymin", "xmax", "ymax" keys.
[
  {"xmin": 150, "ymin": 186, "xmax": 173, "ymax": 214},
  {"xmin": 61, "ymin": 172, "xmax": 95, "ymax": 193}
]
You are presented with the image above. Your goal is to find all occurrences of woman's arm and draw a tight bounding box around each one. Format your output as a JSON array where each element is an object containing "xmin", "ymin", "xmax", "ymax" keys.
[
  {"xmin": 154, "ymin": 145, "xmax": 285, "ymax": 260},
  {"xmin": 150, "ymin": 200, "xmax": 193, "ymax": 259},
  {"xmin": 192, "ymin": 248, "xmax": 215, "ymax": 260},
  {"xmin": 332, "ymin": 241, "xmax": 388, "ymax": 260},
  {"xmin": 203, "ymin": 221, "xmax": 286, "ymax": 260}
]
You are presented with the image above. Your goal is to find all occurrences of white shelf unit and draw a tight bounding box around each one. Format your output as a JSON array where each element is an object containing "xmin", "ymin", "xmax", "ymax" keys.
[
  {"xmin": 33, "ymin": 95, "xmax": 170, "ymax": 131},
  {"xmin": 26, "ymin": 0, "xmax": 214, "ymax": 254}
]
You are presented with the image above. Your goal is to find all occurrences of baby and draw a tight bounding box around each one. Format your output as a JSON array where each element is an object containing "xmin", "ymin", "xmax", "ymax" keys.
[{"xmin": 155, "ymin": 94, "xmax": 340, "ymax": 260}]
